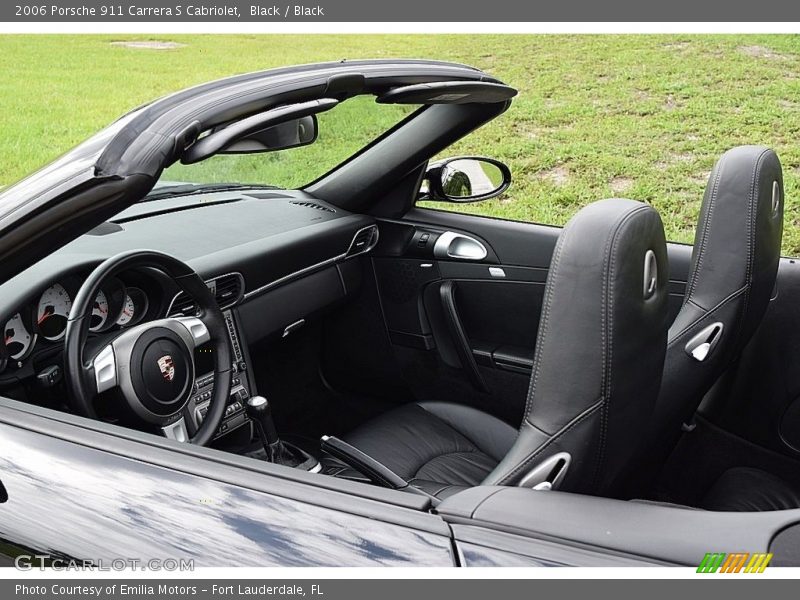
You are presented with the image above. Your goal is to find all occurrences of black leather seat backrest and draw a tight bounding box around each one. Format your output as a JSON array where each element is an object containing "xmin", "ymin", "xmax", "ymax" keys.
[
  {"xmin": 483, "ymin": 198, "xmax": 669, "ymax": 495},
  {"xmin": 648, "ymin": 146, "xmax": 784, "ymax": 456}
]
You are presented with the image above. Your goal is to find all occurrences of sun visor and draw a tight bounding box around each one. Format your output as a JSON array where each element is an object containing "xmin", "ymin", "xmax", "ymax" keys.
[{"xmin": 376, "ymin": 81, "xmax": 517, "ymax": 105}]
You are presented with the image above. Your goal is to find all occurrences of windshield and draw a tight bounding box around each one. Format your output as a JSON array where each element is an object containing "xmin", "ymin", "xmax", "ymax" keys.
[{"xmin": 157, "ymin": 96, "xmax": 418, "ymax": 192}]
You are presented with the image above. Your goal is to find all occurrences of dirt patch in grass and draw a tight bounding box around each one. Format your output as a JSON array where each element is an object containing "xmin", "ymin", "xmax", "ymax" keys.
[
  {"xmin": 664, "ymin": 94, "xmax": 681, "ymax": 111},
  {"xmin": 656, "ymin": 152, "xmax": 695, "ymax": 169},
  {"xmin": 522, "ymin": 124, "xmax": 573, "ymax": 139},
  {"xmin": 610, "ymin": 177, "xmax": 634, "ymax": 195},
  {"xmin": 538, "ymin": 165, "xmax": 570, "ymax": 186},
  {"xmin": 663, "ymin": 41, "xmax": 690, "ymax": 51},
  {"xmin": 738, "ymin": 45, "xmax": 791, "ymax": 60},
  {"xmin": 669, "ymin": 152, "xmax": 695, "ymax": 164},
  {"xmin": 110, "ymin": 41, "xmax": 186, "ymax": 50},
  {"xmin": 689, "ymin": 171, "xmax": 711, "ymax": 186}
]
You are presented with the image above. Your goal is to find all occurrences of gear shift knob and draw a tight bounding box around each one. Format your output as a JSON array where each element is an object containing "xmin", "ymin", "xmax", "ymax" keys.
[
  {"xmin": 246, "ymin": 395, "xmax": 279, "ymax": 446},
  {"xmin": 244, "ymin": 395, "xmax": 318, "ymax": 471}
]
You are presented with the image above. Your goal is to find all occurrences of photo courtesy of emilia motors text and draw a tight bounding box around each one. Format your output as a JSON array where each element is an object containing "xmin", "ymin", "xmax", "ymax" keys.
[{"xmin": 1, "ymin": 0, "xmax": 800, "ymax": 595}]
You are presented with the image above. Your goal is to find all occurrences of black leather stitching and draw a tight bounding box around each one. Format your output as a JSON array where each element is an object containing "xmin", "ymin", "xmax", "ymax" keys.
[
  {"xmin": 685, "ymin": 159, "xmax": 723, "ymax": 300},
  {"xmin": 732, "ymin": 148, "xmax": 771, "ymax": 351},
  {"xmin": 667, "ymin": 284, "xmax": 748, "ymax": 348},
  {"xmin": 517, "ymin": 218, "xmax": 572, "ymax": 433},
  {"xmin": 593, "ymin": 205, "xmax": 651, "ymax": 490},
  {"xmin": 496, "ymin": 398, "xmax": 605, "ymax": 485}
]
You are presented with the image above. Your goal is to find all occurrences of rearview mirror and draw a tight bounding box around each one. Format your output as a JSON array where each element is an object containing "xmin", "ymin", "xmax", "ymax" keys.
[
  {"xmin": 220, "ymin": 115, "xmax": 318, "ymax": 154},
  {"xmin": 182, "ymin": 98, "xmax": 336, "ymax": 165},
  {"xmin": 421, "ymin": 157, "xmax": 511, "ymax": 203}
]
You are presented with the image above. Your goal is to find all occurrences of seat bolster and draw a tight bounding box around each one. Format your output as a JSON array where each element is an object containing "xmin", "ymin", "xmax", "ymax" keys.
[
  {"xmin": 703, "ymin": 467, "xmax": 800, "ymax": 512},
  {"xmin": 418, "ymin": 401, "xmax": 517, "ymax": 462}
]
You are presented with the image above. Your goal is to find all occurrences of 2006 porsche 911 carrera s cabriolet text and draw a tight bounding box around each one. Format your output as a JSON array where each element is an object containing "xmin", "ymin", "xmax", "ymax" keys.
[{"xmin": 0, "ymin": 59, "xmax": 799, "ymax": 567}]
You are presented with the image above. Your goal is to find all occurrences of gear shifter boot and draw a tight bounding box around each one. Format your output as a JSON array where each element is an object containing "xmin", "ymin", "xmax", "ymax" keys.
[
  {"xmin": 267, "ymin": 439, "xmax": 318, "ymax": 470},
  {"xmin": 245, "ymin": 396, "xmax": 319, "ymax": 471}
]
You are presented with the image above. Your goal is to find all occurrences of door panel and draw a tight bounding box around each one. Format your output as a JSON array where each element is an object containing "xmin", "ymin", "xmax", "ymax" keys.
[{"xmin": 323, "ymin": 207, "xmax": 692, "ymax": 427}]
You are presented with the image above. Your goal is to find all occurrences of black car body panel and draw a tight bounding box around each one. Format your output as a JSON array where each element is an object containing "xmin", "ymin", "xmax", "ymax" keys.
[{"xmin": 0, "ymin": 400, "xmax": 454, "ymax": 567}]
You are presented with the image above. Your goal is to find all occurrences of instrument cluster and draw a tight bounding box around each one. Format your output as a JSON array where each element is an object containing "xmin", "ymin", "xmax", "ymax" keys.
[{"xmin": 1, "ymin": 271, "xmax": 158, "ymax": 375}]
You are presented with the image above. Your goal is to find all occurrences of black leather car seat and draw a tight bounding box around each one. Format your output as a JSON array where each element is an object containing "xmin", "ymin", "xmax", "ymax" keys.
[
  {"xmin": 343, "ymin": 198, "xmax": 670, "ymax": 498},
  {"xmin": 637, "ymin": 147, "xmax": 784, "ymax": 497}
]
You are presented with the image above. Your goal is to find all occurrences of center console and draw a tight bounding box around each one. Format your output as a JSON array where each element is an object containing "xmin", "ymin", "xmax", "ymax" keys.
[
  {"xmin": 179, "ymin": 298, "xmax": 318, "ymax": 472},
  {"xmin": 186, "ymin": 310, "xmax": 252, "ymax": 439}
]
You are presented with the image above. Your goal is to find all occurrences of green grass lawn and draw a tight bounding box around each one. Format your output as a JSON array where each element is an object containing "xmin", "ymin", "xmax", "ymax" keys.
[{"xmin": 2, "ymin": 35, "xmax": 800, "ymax": 252}]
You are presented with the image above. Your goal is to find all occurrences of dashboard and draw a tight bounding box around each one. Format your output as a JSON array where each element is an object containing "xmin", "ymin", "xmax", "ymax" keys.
[{"xmin": 0, "ymin": 187, "xmax": 377, "ymax": 439}]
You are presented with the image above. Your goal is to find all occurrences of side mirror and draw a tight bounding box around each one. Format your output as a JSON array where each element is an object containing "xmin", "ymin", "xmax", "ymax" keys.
[{"xmin": 421, "ymin": 157, "xmax": 511, "ymax": 203}]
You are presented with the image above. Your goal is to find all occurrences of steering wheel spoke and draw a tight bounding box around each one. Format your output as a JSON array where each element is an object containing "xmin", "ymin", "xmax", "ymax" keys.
[
  {"xmin": 174, "ymin": 316, "xmax": 210, "ymax": 350},
  {"xmin": 161, "ymin": 417, "xmax": 189, "ymax": 443},
  {"xmin": 91, "ymin": 343, "xmax": 118, "ymax": 395}
]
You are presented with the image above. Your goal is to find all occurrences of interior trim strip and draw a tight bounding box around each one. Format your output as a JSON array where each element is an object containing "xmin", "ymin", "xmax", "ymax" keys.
[
  {"xmin": 243, "ymin": 253, "xmax": 348, "ymax": 301},
  {"xmin": 243, "ymin": 224, "xmax": 379, "ymax": 301}
]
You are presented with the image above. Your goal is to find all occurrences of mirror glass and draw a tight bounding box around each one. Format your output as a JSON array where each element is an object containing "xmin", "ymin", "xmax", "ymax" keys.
[
  {"xmin": 220, "ymin": 115, "xmax": 318, "ymax": 154},
  {"xmin": 440, "ymin": 158, "xmax": 506, "ymax": 201}
]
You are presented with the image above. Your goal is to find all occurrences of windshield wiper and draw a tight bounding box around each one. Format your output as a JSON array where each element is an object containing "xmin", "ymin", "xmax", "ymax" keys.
[{"xmin": 141, "ymin": 182, "xmax": 280, "ymax": 202}]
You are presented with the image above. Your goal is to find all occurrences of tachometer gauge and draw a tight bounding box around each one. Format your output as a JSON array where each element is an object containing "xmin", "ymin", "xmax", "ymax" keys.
[
  {"xmin": 37, "ymin": 283, "xmax": 72, "ymax": 341},
  {"xmin": 90, "ymin": 290, "xmax": 109, "ymax": 332},
  {"xmin": 116, "ymin": 287, "xmax": 148, "ymax": 328},
  {"xmin": 4, "ymin": 313, "xmax": 34, "ymax": 360}
]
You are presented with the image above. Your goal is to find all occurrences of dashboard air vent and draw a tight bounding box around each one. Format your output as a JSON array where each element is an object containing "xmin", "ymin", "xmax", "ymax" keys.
[
  {"xmin": 169, "ymin": 294, "xmax": 198, "ymax": 317},
  {"xmin": 214, "ymin": 274, "xmax": 244, "ymax": 308},
  {"xmin": 289, "ymin": 200, "xmax": 335, "ymax": 213},
  {"xmin": 346, "ymin": 225, "xmax": 380, "ymax": 257},
  {"xmin": 168, "ymin": 273, "xmax": 245, "ymax": 317}
]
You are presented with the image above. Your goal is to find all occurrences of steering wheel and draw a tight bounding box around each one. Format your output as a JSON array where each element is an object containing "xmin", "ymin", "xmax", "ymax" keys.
[{"xmin": 64, "ymin": 250, "xmax": 232, "ymax": 445}]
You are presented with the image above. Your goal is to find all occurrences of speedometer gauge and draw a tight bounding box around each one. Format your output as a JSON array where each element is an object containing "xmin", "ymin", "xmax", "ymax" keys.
[
  {"xmin": 116, "ymin": 287, "xmax": 148, "ymax": 328},
  {"xmin": 4, "ymin": 313, "xmax": 34, "ymax": 360},
  {"xmin": 90, "ymin": 290, "xmax": 109, "ymax": 332},
  {"xmin": 37, "ymin": 283, "xmax": 72, "ymax": 341},
  {"xmin": 117, "ymin": 293, "xmax": 136, "ymax": 326}
]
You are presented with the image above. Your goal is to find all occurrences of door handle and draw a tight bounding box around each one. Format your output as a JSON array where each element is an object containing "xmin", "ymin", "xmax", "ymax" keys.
[
  {"xmin": 439, "ymin": 281, "xmax": 489, "ymax": 393},
  {"xmin": 433, "ymin": 232, "xmax": 488, "ymax": 261},
  {"xmin": 684, "ymin": 322, "xmax": 724, "ymax": 362}
]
